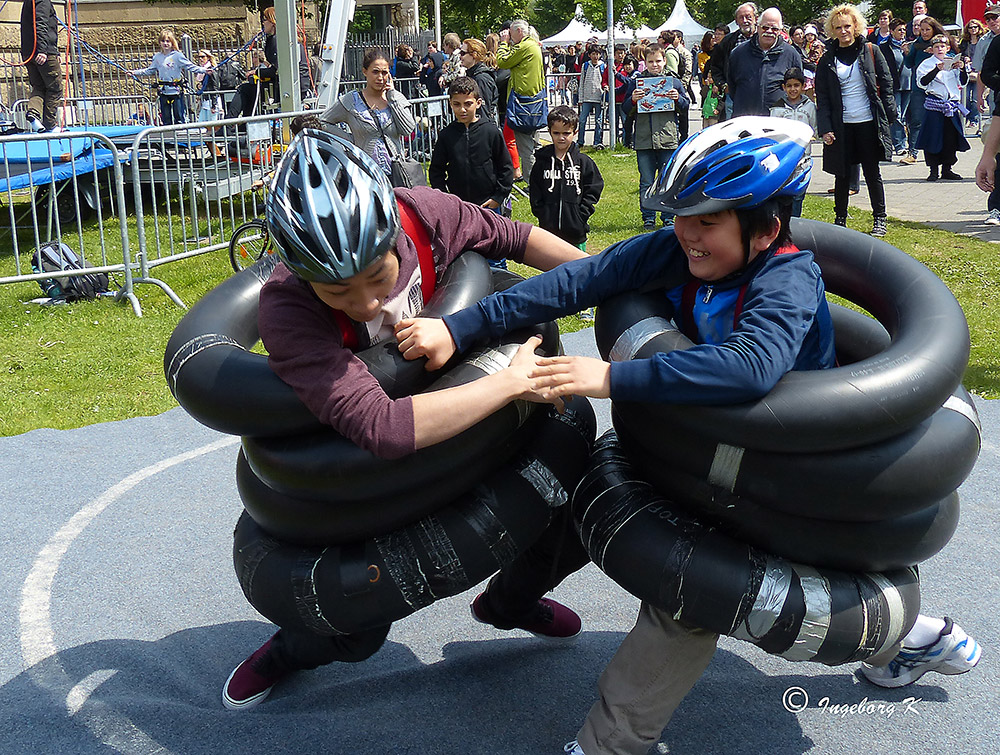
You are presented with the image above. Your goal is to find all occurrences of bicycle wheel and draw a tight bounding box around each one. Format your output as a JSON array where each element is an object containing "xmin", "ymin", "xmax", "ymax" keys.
[{"xmin": 229, "ymin": 220, "xmax": 270, "ymax": 273}]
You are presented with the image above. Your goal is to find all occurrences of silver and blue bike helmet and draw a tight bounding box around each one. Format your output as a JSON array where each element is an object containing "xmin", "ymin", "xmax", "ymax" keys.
[
  {"xmin": 267, "ymin": 129, "xmax": 400, "ymax": 282},
  {"xmin": 643, "ymin": 116, "xmax": 813, "ymax": 216}
]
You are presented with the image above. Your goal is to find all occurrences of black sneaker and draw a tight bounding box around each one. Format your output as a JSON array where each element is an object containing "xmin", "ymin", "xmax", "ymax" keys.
[
  {"xmin": 871, "ymin": 216, "xmax": 887, "ymax": 237},
  {"xmin": 834, "ymin": 216, "xmax": 847, "ymax": 227}
]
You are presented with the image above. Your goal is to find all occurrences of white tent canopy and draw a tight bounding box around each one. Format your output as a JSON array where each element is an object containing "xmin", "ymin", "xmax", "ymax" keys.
[
  {"xmin": 651, "ymin": 0, "xmax": 711, "ymax": 47},
  {"xmin": 540, "ymin": 15, "xmax": 603, "ymax": 46}
]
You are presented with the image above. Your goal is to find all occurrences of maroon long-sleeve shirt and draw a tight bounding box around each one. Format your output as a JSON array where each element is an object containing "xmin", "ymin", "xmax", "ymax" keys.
[{"xmin": 258, "ymin": 186, "xmax": 532, "ymax": 459}]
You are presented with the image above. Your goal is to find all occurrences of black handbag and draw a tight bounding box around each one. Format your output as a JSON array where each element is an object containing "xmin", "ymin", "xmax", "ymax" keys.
[{"xmin": 365, "ymin": 93, "xmax": 426, "ymax": 188}]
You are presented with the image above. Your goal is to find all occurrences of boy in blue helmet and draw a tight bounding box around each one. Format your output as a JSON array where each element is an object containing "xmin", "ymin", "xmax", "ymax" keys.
[{"xmin": 395, "ymin": 116, "xmax": 980, "ymax": 755}]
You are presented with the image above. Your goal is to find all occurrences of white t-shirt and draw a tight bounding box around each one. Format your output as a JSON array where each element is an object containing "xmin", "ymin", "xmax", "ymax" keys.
[
  {"xmin": 916, "ymin": 56, "xmax": 962, "ymax": 101},
  {"xmin": 835, "ymin": 57, "xmax": 873, "ymax": 123}
]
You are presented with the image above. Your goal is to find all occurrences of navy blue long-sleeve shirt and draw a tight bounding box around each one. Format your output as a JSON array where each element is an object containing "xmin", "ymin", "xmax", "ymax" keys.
[{"xmin": 443, "ymin": 228, "xmax": 835, "ymax": 405}]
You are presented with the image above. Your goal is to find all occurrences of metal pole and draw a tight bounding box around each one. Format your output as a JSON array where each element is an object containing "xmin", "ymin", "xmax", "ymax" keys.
[
  {"xmin": 606, "ymin": 0, "xmax": 616, "ymax": 148},
  {"xmin": 434, "ymin": 0, "xmax": 441, "ymax": 48},
  {"xmin": 276, "ymin": 0, "xmax": 302, "ymax": 113}
]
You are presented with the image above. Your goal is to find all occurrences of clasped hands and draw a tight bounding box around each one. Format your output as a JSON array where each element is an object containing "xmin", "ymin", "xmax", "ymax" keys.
[{"xmin": 394, "ymin": 317, "xmax": 611, "ymax": 405}]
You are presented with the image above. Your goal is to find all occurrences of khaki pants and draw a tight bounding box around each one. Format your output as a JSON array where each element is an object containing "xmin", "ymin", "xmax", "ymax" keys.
[
  {"xmin": 577, "ymin": 601, "xmax": 719, "ymax": 755},
  {"xmin": 576, "ymin": 602, "xmax": 904, "ymax": 754},
  {"xmin": 27, "ymin": 56, "xmax": 62, "ymax": 130}
]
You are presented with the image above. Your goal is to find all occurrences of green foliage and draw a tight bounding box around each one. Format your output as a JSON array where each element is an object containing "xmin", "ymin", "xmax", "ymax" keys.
[
  {"xmin": 527, "ymin": 0, "xmax": 579, "ymax": 39},
  {"xmin": 417, "ymin": 0, "xmax": 532, "ymax": 38}
]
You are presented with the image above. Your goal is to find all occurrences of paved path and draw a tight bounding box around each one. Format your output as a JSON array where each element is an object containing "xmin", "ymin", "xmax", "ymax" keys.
[{"xmin": 803, "ymin": 133, "xmax": 996, "ymax": 240}]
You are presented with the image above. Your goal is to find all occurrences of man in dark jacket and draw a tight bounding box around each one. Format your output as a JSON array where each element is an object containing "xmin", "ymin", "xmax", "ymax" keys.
[
  {"xmin": 20, "ymin": 0, "xmax": 61, "ymax": 131},
  {"xmin": 709, "ymin": 2, "xmax": 758, "ymax": 120},
  {"xmin": 728, "ymin": 7, "xmax": 802, "ymax": 116},
  {"xmin": 420, "ymin": 42, "xmax": 445, "ymax": 96}
]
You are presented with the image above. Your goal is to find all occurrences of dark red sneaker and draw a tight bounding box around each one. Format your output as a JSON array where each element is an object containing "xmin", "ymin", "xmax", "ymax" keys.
[
  {"xmin": 222, "ymin": 634, "xmax": 288, "ymax": 710},
  {"xmin": 471, "ymin": 593, "xmax": 582, "ymax": 642}
]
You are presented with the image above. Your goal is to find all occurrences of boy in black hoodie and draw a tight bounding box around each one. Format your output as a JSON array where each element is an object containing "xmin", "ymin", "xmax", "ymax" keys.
[
  {"xmin": 430, "ymin": 77, "xmax": 513, "ymax": 214},
  {"xmin": 528, "ymin": 105, "xmax": 605, "ymax": 251}
]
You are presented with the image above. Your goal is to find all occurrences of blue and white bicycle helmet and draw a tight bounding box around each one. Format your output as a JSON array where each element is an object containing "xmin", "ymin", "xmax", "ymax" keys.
[
  {"xmin": 644, "ymin": 116, "xmax": 813, "ymax": 217},
  {"xmin": 267, "ymin": 129, "xmax": 400, "ymax": 282}
]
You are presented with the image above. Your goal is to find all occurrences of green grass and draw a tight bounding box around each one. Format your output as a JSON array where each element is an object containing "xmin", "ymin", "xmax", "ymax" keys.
[{"xmin": 2, "ymin": 146, "xmax": 999, "ymax": 437}]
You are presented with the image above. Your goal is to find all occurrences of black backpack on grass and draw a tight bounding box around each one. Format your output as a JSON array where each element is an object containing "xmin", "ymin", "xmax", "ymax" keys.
[{"xmin": 31, "ymin": 242, "xmax": 109, "ymax": 301}]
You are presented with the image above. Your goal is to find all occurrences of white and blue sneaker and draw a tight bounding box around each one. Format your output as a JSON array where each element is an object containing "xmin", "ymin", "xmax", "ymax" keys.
[
  {"xmin": 563, "ymin": 741, "xmax": 585, "ymax": 755},
  {"xmin": 861, "ymin": 617, "xmax": 981, "ymax": 688}
]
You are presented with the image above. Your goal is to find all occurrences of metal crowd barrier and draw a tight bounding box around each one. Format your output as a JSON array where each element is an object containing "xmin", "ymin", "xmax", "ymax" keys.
[
  {"xmin": 403, "ymin": 94, "xmax": 453, "ymax": 162},
  {"xmin": 127, "ymin": 111, "xmax": 302, "ymax": 309},
  {"xmin": 0, "ymin": 130, "xmax": 140, "ymax": 315},
  {"xmin": 0, "ymin": 96, "xmax": 454, "ymax": 316},
  {"xmin": 547, "ymin": 73, "xmax": 580, "ymax": 108}
]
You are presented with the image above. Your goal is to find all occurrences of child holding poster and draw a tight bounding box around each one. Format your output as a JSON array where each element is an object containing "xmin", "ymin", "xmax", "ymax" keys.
[{"xmin": 632, "ymin": 44, "xmax": 688, "ymax": 229}]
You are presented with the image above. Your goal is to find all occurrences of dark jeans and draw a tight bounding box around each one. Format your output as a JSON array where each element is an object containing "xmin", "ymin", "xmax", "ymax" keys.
[
  {"xmin": 26, "ymin": 57, "xmax": 62, "ymax": 129},
  {"xmin": 623, "ymin": 111, "xmax": 636, "ymax": 148},
  {"xmin": 637, "ymin": 148, "xmax": 675, "ymax": 224},
  {"xmin": 835, "ymin": 120, "xmax": 886, "ymax": 218},
  {"xmin": 227, "ymin": 80, "xmax": 272, "ymax": 119},
  {"xmin": 906, "ymin": 87, "xmax": 925, "ymax": 156},
  {"xmin": 158, "ymin": 92, "xmax": 186, "ymax": 126},
  {"xmin": 271, "ymin": 623, "xmax": 391, "ymax": 672},
  {"xmin": 272, "ymin": 503, "xmax": 588, "ymax": 671},
  {"xmin": 990, "ymin": 156, "xmax": 1000, "ymax": 212},
  {"xmin": 578, "ymin": 100, "xmax": 603, "ymax": 146},
  {"xmin": 478, "ymin": 503, "xmax": 590, "ymax": 621}
]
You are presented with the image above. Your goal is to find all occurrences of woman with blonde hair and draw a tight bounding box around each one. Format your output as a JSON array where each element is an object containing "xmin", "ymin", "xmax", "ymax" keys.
[
  {"xmin": 961, "ymin": 18, "xmax": 986, "ymax": 132},
  {"xmin": 815, "ymin": 3, "xmax": 897, "ymax": 236},
  {"xmin": 130, "ymin": 29, "xmax": 211, "ymax": 125}
]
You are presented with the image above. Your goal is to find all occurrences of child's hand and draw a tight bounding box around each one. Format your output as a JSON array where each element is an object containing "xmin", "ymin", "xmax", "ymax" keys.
[
  {"xmin": 395, "ymin": 317, "xmax": 457, "ymax": 370},
  {"xmin": 510, "ymin": 337, "xmax": 565, "ymax": 412},
  {"xmin": 529, "ymin": 355, "xmax": 611, "ymax": 399},
  {"xmin": 481, "ymin": 199, "xmax": 500, "ymax": 210},
  {"xmin": 632, "ymin": 87, "xmax": 645, "ymax": 102},
  {"xmin": 666, "ymin": 88, "xmax": 679, "ymax": 100}
]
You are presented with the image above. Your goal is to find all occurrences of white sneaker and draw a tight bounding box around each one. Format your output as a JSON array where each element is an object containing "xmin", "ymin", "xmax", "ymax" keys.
[
  {"xmin": 860, "ymin": 617, "xmax": 981, "ymax": 688},
  {"xmin": 986, "ymin": 209, "xmax": 1000, "ymax": 226},
  {"xmin": 563, "ymin": 741, "xmax": 585, "ymax": 755}
]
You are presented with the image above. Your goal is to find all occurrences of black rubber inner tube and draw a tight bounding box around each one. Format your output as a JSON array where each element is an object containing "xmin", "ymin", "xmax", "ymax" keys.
[
  {"xmin": 164, "ymin": 252, "xmax": 495, "ymax": 438},
  {"xmin": 595, "ymin": 219, "xmax": 971, "ymax": 453},
  {"xmin": 573, "ymin": 431, "xmax": 922, "ymax": 666},
  {"xmin": 616, "ymin": 385, "xmax": 980, "ymax": 522},
  {"xmin": 234, "ymin": 401, "xmax": 597, "ymax": 635}
]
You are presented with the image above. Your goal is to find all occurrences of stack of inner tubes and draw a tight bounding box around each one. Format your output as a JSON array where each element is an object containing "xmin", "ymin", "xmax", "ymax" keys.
[
  {"xmin": 165, "ymin": 252, "xmax": 597, "ymax": 636},
  {"xmin": 576, "ymin": 219, "xmax": 980, "ymax": 664}
]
